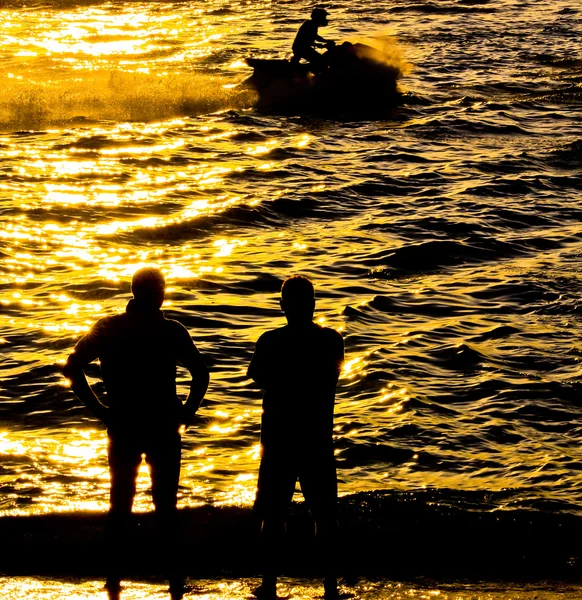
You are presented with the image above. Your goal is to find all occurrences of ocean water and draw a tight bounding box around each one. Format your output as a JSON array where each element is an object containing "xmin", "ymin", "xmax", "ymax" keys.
[{"xmin": 0, "ymin": 0, "xmax": 581, "ymax": 585}]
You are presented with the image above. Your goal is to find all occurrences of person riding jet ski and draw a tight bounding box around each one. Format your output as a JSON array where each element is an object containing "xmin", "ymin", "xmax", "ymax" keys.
[{"xmin": 291, "ymin": 7, "xmax": 335, "ymax": 72}]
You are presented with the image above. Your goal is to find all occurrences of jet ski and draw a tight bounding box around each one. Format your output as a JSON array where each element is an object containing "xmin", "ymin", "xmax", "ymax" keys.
[{"xmin": 242, "ymin": 41, "xmax": 403, "ymax": 114}]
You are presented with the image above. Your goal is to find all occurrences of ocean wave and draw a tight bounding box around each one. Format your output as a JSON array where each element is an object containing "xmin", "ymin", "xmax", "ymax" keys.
[
  {"xmin": 469, "ymin": 324, "xmax": 521, "ymax": 341},
  {"xmin": 53, "ymin": 135, "xmax": 162, "ymax": 152},
  {"xmin": 359, "ymin": 238, "xmax": 528, "ymax": 275},
  {"xmin": 102, "ymin": 205, "xmax": 272, "ymax": 244},
  {"xmin": 368, "ymin": 294, "xmax": 469, "ymax": 318},
  {"xmin": 546, "ymin": 139, "xmax": 582, "ymax": 168},
  {"xmin": 388, "ymin": 2, "xmax": 494, "ymax": 15},
  {"xmin": 0, "ymin": 490, "xmax": 580, "ymax": 579}
]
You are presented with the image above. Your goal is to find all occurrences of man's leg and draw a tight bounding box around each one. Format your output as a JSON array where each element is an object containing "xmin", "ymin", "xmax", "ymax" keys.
[
  {"xmin": 316, "ymin": 515, "xmax": 339, "ymax": 600},
  {"xmin": 106, "ymin": 436, "xmax": 142, "ymax": 593},
  {"xmin": 253, "ymin": 455, "xmax": 296, "ymax": 599},
  {"xmin": 146, "ymin": 433, "xmax": 183, "ymax": 598},
  {"xmin": 300, "ymin": 47, "xmax": 326, "ymax": 74},
  {"xmin": 299, "ymin": 454, "xmax": 339, "ymax": 599}
]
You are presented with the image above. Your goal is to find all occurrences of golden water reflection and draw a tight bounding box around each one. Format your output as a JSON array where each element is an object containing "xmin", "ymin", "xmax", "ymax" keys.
[
  {"xmin": 0, "ymin": 417, "xmax": 263, "ymax": 514},
  {"xmin": 1, "ymin": 0, "xmax": 576, "ymax": 520},
  {"xmin": 341, "ymin": 353, "xmax": 369, "ymax": 379}
]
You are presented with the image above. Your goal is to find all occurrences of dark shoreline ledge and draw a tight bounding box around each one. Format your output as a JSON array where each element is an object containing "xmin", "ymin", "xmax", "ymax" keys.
[{"xmin": 0, "ymin": 492, "xmax": 581, "ymax": 581}]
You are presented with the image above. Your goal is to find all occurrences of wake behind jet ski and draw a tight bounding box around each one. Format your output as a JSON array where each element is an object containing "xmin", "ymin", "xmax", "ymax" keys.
[{"xmin": 241, "ymin": 8, "xmax": 404, "ymax": 114}]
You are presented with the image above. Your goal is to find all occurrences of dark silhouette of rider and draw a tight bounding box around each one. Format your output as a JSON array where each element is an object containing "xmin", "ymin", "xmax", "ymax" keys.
[
  {"xmin": 63, "ymin": 267, "xmax": 209, "ymax": 600},
  {"xmin": 292, "ymin": 8, "xmax": 334, "ymax": 72},
  {"xmin": 247, "ymin": 275, "xmax": 345, "ymax": 600}
]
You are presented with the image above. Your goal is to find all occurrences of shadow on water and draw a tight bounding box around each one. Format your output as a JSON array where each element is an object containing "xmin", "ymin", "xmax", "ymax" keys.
[{"xmin": 1, "ymin": 492, "xmax": 581, "ymax": 582}]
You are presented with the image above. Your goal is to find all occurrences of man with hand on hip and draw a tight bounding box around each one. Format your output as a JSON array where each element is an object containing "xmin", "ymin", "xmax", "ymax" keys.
[{"xmin": 64, "ymin": 266, "xmax": 209, "ymax": 600}]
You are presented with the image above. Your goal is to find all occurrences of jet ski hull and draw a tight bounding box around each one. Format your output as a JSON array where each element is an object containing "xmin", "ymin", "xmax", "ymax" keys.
[{"xmin": 243, "ymin": 42, "xmax": 403, "ymax": 114}]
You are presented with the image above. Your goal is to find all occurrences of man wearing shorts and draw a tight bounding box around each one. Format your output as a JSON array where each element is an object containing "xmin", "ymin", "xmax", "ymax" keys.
[
  {"xmin": 247, "ymin": 275, "xmax": 344, "ymax": 600},
  {"xmin": 63, "ymin": 267, "xmax": 209, "ymax": 600}
]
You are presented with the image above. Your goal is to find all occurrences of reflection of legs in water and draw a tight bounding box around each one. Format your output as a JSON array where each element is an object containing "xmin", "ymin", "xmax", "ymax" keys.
[
  {"xmin": 106, "ymin": 437, "xmax": 142, "ymax": 594},
  {"xmin": 146, "ymin": 434, "xmax": 183, "ymax": 599}
]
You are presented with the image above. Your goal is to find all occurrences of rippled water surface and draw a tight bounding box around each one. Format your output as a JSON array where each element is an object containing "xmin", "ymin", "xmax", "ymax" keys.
[{"xmin": 0, "ymin": 0, "xmax": 581, "ymax": 518}]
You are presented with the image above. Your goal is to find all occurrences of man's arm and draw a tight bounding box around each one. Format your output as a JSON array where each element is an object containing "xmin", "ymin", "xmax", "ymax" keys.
[
  {"xmin": 62, "ymin": 327, "xmax": 110, "ymax": 426},
  {"xmin": 181, "ymin": 352, "xmax": 209, "ymax": 426},
  {"xmin": 177, "ymin": 328, "xmax": 210, "ymax": 426},
  {"xmin": 247, "ymin": 333, "xmax": 272, "ymax": 389}
]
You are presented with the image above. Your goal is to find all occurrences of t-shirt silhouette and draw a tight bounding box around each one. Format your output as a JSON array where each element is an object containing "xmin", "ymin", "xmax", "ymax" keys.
[
  {"xmin": 69, "ymin": 299, "xmax": 201, "ymax": 436},
  {"xmin": 248, "ymin": 322, "xmax": 344, "ymax": 457}
]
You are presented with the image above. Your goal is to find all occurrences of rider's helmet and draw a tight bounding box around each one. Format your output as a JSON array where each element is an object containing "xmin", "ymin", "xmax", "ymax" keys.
[{"xmin": 311, "ymin": 7, "xmax": 329, "ymax": 26}]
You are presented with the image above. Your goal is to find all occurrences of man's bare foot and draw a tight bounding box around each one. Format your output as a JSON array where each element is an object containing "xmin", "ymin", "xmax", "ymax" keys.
[
  {"xmin": 169, "ymin": 577, "xmax": 186, "ymax": 600},
  {"xmin": 324, "ymin": 577, "xmax": 354, "ymax": 600}
]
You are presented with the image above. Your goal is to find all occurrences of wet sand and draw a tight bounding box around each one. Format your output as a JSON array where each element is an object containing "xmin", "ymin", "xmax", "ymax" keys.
[{"xmin": 1, "ymin": 576, "xmax": 582, "ymax": 600}]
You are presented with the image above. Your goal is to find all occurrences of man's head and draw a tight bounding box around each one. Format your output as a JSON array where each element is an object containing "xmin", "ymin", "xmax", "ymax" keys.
[
  {"xmin": 311, "ymin": 7, "xmax": 329, "ymax": 26},
  {"xmin": 131, "ymin": 267, "xmax": 166, "ymax": 309},
  {"xmin": 280, "ymin": 275, "xmax": 315, "ymax": 324}
]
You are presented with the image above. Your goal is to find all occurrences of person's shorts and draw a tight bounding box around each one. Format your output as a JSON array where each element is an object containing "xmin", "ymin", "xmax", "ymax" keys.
[
  {"xmin": 254, "ymin": 449, "xmax": 337, "ymax": 521},
  {"xmin": 107, "ymin": 431, "xmax": 181, "ymax": 509}
]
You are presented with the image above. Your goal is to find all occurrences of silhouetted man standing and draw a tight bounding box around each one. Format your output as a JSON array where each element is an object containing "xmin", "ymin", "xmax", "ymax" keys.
[
  {"xmin": 63, "ymin": 267, "xmax": 209, "ymax": 600},
  {"xmin": 247, "ymin": 275, "xmax": 344, "ymax": 600}
]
